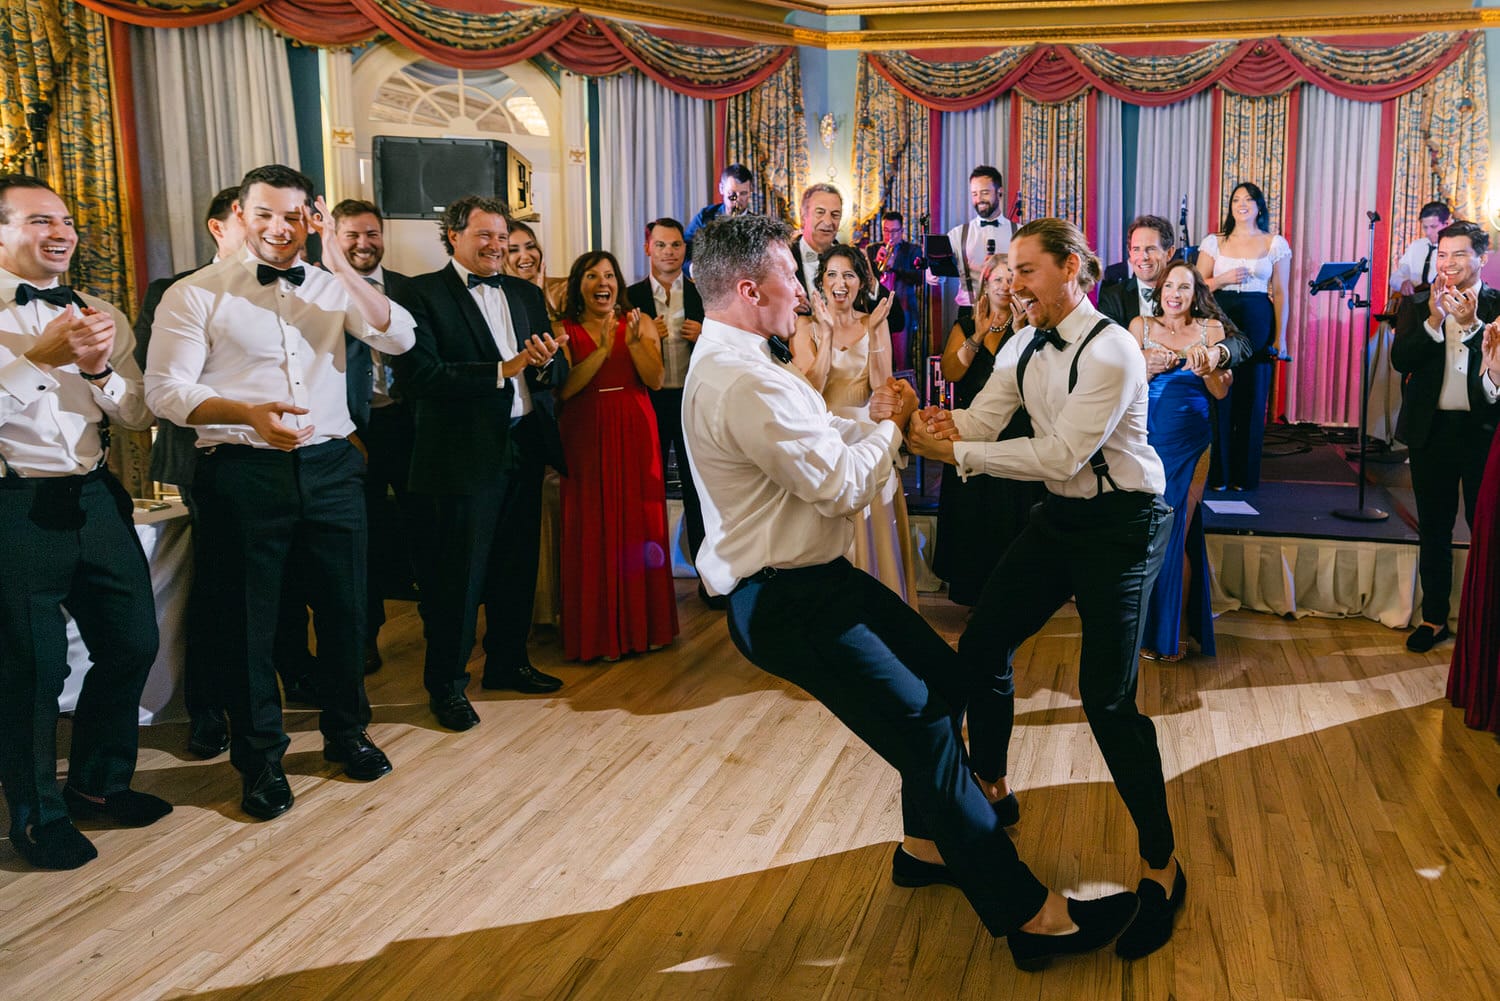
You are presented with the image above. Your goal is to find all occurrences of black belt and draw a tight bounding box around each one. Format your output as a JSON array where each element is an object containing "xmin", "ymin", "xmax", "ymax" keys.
[
  {"xmin": 0, "ymin": 463, "xmax": 110, "ymax": 490},
  {"xmin": 200, "ymin": 438, "xmax": 351, "ymax": 460},
  {"xmin": 735, "ymin": 559, "xmax": 847, "ymax": 591}
]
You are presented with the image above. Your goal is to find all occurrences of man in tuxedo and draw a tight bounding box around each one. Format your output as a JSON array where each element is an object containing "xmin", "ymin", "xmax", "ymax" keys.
[
  {"xmin": 867, "ymin": 211, "xmax": 922, "ymax": 370},
  {"xmin": 792, "ymin": 183, "xmax": 843, "ymax": 312},
  {"xmin": 1097, "ymin": 214, "xmax": 1253, "ymax": 377},
  {"xmin": 1391, "ymin": 220, "xmax": 1500, "ymax": 653},
  {"xmin": 132, "ymin": 186, "xmax": 243, "ymax": 759},
  {"xmin": 928, "ymin": 166, "xmax": 1012, "ymax": 318},
  {"xmin": 625, "ymin": 217, "xmax": 712, "ymax": 602},
  {"xmin": 389, "ymin": 195, "xmax": 569, "ymax": 732},
  {"xmin": 684, "ymin": 164, "xmax": 754, "ymax": 271},
  {"xmin": 0, "ymin": 174, "xmax": 170, "ymax": 869}
]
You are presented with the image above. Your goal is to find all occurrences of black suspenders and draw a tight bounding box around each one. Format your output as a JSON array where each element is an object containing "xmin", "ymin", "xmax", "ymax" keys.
[{"xmin": 1013, "ymin": 317, "xmax": 1119, "ymax": 495}]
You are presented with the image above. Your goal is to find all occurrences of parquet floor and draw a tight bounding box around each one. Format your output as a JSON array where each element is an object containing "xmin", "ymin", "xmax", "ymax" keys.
[{"xmin": 2, "ymin": 584, "xmax": 1497, "ymax": 1001}]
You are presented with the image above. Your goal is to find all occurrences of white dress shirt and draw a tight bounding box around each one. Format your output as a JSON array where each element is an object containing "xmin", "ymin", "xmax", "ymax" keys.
[
  {"xmin": 795, "ymin": 237, "xmax": 823, "ymax": 304},
  {"xmin": 1391, "ymin": 237, "xmax": 1436, "ymax": 292},
  {"xmin": 452, "ymin": 260, "xmax": 533, "ymax": 419},
  {"xmin": 1135, "ymin": 277, "xmax": 1156, "ymax": 318},
  {"xmin": 0, "ymin": 267, "xmax": 151, "ymax": 476},
  {"xmin": 683, "ymin": 318, "xmax": 904, "ymax": 596},
  {"xmin": 951, "ymin": 297, "xmax": 1165, "ymax": 498},
  {"xmin": 1420, "ymin": 280, "xmax": 1500, "ymax": 409},
  {"xmin": 941, "ymin": 215, "xmax": 1013, "ymax": 306},
  {"xmin": 145, "ymin": 249, "xmax": 416, "ymax": 448},
  {"xmin": 652, "ymin": 271, "xmax": 690, "ymax": 389}
]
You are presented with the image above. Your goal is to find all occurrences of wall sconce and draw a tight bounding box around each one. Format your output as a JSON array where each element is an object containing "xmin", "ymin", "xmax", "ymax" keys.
[{"xmin": 820, "ymin": 112, "xmax": 840, "ymax": 179}]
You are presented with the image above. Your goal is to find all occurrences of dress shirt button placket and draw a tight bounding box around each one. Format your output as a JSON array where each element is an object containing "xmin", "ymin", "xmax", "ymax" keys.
[{"xmin": 273, "ymin": 293, "xmax": 310, "ymax": 418}]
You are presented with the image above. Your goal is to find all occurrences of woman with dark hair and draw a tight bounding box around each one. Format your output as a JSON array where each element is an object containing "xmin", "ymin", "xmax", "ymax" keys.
[
  {"xmin": 1197, "ymin": 181, "xmax": 1290, "ymax": 491},
  {"xmin": 932, "ymin": 254, "xmax": 1043, "ymax": 606},
  {"xmin": 1130, "ymin": 262, "xmax": 1232, "ymax": 660},
  {"xmin": 788, "ymin": 246, "xmax": 919, "ymax": 603},
  {"xmin": 553, "ymin": 251, "xmax": 678, "ymax": 661},
  {"xmin": 505, "ymin": 220, "xmax": 568, "ymax": 319}
]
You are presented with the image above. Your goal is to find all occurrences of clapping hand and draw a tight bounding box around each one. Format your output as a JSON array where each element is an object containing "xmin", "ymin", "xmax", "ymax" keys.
[
  {"xmin": 1440, "ymin": 284, "xmax": 1478, "ymax": 329},
  {"xmin": 1483, "ymin": 320, "xmax": 1500, "ymax": 382},
  {"xmin": 973, "ymin": 291, "xmax": 992, "ymax": 332},
  {"xmin": 522, "ymin": 330, "xmax": 567, "ymax": 367},
  {"xmin": 623, "ymin": 308, "xmax": 645, "ymax": 345},
  {"xmin": 867, "ymin": 294, "xmax": 893, "ymax": 331},
  {"xmin": 25, "ymin": 305, "xmax": 115, "ymax": 373}
]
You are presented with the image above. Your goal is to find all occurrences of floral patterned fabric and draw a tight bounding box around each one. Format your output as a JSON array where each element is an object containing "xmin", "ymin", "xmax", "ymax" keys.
[
  {"xmin": 1218, "ymin": 90, "xmax": 1294, "ymax": 235},
  {"xmin": 724, "ymin": 57, "xmax": 809, "ymax": 227},
  {"xmin": 1016, "ymin": 92, "xmax": 1089, "ymax": 228},
  {"xmin": 852, "ymin": 57, "xmax": 929, "ymax": 233}
]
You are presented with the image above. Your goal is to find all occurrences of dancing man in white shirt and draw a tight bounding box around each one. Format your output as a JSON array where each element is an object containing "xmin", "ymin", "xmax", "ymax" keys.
[
  {"xmin": 0, "ymin": 174, "xmax": 169, "ymax": 869},
  {"xmin": 682, "ymin": 213, "xmax": 1141, "ymax": 972},
  {"xmin": 146, "ymin": 165, "xmax": 416, "ymax": 821},
  {"xmin": 907, "ymin": 217, "xmax": 1184, "ymax": 960}
]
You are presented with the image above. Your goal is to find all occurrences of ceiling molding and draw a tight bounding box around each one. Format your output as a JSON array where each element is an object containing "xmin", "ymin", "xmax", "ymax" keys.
[{"xmin": 518, "ymin": 0, "xmax": 1492, "ymax": 49}]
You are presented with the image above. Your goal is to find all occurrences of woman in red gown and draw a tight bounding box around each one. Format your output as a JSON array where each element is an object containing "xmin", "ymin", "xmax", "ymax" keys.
[
  {"xmin": 1449, "ymin": 421, "xmax": 1500, "ymax": 733},
  {"xmin": 554, "ymin": 251, "xmax": 679, "ymax": 662}
]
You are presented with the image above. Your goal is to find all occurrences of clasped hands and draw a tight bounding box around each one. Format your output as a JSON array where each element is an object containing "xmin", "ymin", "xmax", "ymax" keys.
[{"xmin": 868, "ymin": 378, "xmax": 962, "ymax": 462}]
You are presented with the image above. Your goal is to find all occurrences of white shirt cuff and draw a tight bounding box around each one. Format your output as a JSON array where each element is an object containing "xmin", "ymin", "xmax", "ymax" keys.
[
  {"xmin": 1423, "ymin": 318, "xmax": 1444, "ymax": 342},
  {"xmin": 1483, "ymin": 369, "xmax": 1500, "ymax": 404},
  {"xmin": 0, "ymin": 355, "xmax": 58, "ymax": 406},
  {"xmin": 497, "ymin": 362, "xmax": 507, "ymax": 388},
  {"xmin": 86, "ymin": 371, "xmax": 127, "ymax": 408}
]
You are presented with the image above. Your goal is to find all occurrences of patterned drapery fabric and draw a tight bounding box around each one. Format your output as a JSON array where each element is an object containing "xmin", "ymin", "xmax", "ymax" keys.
[
  {"xmin": 1217, "ymin": 90, "xmax": 1294, "ymax": 236},
  {"xmin": 724, "ymin": 57, "xmax": 809, "ymax": 227},
  {"xmin": 1389, "ymin": 34, "xmax": 1488, "ymax": 274},
  {"xmin": 1016, "ymin": 92, "xmax": 1089, "ymax": 228},
  {"xmin": 851, "ymin": 57, "xmax": 929, "ymax": 234}
]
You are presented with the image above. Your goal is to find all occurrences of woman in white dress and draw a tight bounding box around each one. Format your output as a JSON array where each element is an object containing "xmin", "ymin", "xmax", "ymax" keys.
[
  {"xmin": 789, "ymin": 246, "xmax": 917, "ymax": 604},
  {"xmin": 1197, "ymin": 181, "xmax": 1291, "ymax": 491}
]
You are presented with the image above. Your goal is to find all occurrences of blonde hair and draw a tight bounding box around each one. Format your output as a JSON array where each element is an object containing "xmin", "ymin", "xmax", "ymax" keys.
[{"xmin": 1013, "ymin": 218, "xmax": 1102, "ymax": 291}]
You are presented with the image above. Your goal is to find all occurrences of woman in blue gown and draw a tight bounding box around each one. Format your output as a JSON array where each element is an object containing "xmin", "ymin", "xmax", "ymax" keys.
[{"xmin": 1129, "ymin": 262, "xmax": 1233, "ymax": 660}]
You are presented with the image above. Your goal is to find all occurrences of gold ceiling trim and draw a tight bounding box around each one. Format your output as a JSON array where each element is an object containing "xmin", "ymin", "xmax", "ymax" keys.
[{"xmin": 509, "ymin": 1, "xmax": 1496, "ymax": 49}]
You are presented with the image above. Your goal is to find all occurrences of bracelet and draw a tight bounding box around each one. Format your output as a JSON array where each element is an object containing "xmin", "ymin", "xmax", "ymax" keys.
[{"xmin": 78, "ymin": 365, "xmax": 113, "ymax": 381}]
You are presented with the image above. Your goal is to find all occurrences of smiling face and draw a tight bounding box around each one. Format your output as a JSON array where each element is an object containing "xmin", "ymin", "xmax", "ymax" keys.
[
  {"xmin": 1127, "ymin": 225, "xmax": 1168, "ymax": 285},
  {"xmin": 236, "ymin": 182, "xmax": 309, "ymax": 268},
  {"xmin": 801, "ymin": 191, "xmax": 842, "ymax": 253},
  {"xmin": 451, "ymin": 210, "xmax": 509, "ymax": 277},
  {"xmin": 819, "ymin": 252, "xmax": 862, "ymax": 312},
  {"xmin": 0, "ymin": 185, "xmax": 77, "ymax": 282},
  {"xmin": 984, "ymin": 260, "xmax": 1013, "ymax": 311},
  {"xmin": 1157, "ymin": 264, "xmax": 1198, "ymax": 319},
  {"xmin": 580, "ymin": 257, "xmax": 619, "ymax": 317},
  {"xmin": 971, "ymin": 176, "xmax": 1000, "ymax": 220},
  {"xmin": 645, "ymin": 224, "xmax": 686, "ymax": 279},
  {"xmin": 1434, "ymin": 233, "xmax": 1485, "ymax": 290},
  {"xmin": 505, "ymin": 227, "xmax": 542, "ymax": 282},
  {"xmin": 1230, "ymin": 186, "xmax": 1261, "ymax": 231},
  {"xmin": 335, "ymin": 211, "xmax": 384, "ymax": 277},
  {"xmin": 1008, "ymin": 234, "xmax": 1078, "ymax": 330}
]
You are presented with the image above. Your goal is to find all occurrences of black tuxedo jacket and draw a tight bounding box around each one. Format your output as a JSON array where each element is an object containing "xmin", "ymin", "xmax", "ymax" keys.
[
  {"xmin": 1391, "ymin": 286, "xmax": 1500, "ymax": 449},
  {"xmin": 625, "ymin": 275, "xmax": 704, "ymax": 324},
  {"xmin": 390, "ymin": 262, "xmax": 567, "ymax": 494},
  {"xmin": 345, "ymin": 268, "xmax": 412, "ymax": 429}
]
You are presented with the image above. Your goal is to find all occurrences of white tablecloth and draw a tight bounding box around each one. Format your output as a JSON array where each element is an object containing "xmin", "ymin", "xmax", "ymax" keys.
[{"xmin": 60, "ymin": 500, "xmax": 191, "ymax": 724}]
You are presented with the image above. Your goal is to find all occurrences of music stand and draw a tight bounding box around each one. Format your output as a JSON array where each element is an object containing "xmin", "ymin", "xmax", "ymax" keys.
[
  {"xmin": 1310, "ymin": 237, "xmax": 1388, "ymax": 522},
  {"xmin": 914, "ymin": 234, "xmax": 962, "ymax": 499}
]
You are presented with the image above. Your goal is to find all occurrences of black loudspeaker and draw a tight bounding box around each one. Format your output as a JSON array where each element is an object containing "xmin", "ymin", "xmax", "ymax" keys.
[{"xmin": 373, "ymin": 136, "xmax": 535, "ymax": 220}]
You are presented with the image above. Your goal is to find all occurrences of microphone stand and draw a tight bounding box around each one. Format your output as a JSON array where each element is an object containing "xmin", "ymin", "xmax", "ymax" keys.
[{"xmin": 1331, "ymin": 210, "xmax": 1389, "ymax": 522}]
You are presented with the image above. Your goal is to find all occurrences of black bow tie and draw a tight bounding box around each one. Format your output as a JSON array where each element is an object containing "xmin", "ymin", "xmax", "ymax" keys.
[
  {"xmin": 14, "ymin": 283, "xmax": 84, "ymax": 309},
  {"xmin": 1030, "ymin": 327, "xmax": 1066, "ymax": 352},
  {"xmin": 978, "ymin": 219, "xmax": 1001, "ymax": 228},
  {"xmin": 467, "ymin": 272, "xmax": 503, "ymax": 289},
  {"xmin": 257, "ymin": 264, "xmax": 305, "ymax": 287},
  {"xmin": 767, "ymin": 335, "xmax": 794, "ymax": 364}
]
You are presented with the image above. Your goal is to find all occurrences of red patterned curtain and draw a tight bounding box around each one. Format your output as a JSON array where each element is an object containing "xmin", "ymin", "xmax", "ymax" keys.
[{"xmin": 73, "ymin": 0, "xmax": 792, "ymax": 98}]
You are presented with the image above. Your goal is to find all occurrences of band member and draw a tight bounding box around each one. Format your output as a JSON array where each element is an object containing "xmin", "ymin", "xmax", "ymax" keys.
[
  {"xmin": 929, "ymin": 166, "xmax": 1012, "ymax": 316},
  {"xmin": 1390, "ymin": 201, "xmax": 1452, "ymax": 296},
  {"xmin": 867, "ymin": 211, "xmax": 922, "ymax": 369}
]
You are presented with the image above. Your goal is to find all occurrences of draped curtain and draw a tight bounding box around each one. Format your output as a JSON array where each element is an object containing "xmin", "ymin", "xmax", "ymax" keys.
[
  {"xmin": 1135, "ymin": 91, "xmax": 1214, "ymax": 251},
  {"xmin": 1016, "ymin": 92, "xmax": 1089, "ymax": 228},
  {"xmin": 596, "ymin": 71, "xmax": 713, "ymax": 282},
  {"xmin": 1284, "ymin": 85, "xmax": 1382, "ymax": 425},
  {"xmin": 1094, "ymin": 93, "xmax": 1125, "ymax": 271},
  {"xmin": 851, "ymin": 57, "xmax": 929, "ymax": 235},
  {"xmin": 723, "ymin": 56, "xmax": 808, "ymax": 227},
  {"xmin": 130, "ymin": 16, "xmax": 300, "ymax": 277},
  {"xmin": 1216, "ymin": 89, "xmax": 1296, "ymax": 237},
  {"xmin": 939, "ymin": 98, "xmax": 1009, "ymax": 230}
]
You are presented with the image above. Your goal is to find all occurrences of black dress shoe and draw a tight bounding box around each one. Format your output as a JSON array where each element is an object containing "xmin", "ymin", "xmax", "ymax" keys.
[
  {"xmin": 993, "ymin": 792, "xmax": 1020, "ymax": 827},
  {"xmin": 891, "ymin": 845, "xmax": 959, "ymax": 888},
  {"xmin": 364, "ymin": 642, "xmax": 383, "ymax": 675},
  {"xmin": 431, "ymin": 693, "xmax": 481, "ymax": 731},
  {"xmin": 10, "ymin": 818, "xmax": 98, "ymax": 870},
  {"xmin": 280, "ymin": 674, "xmax": 319, "ymax": 708},
  {"xmin": 1405, "ymin": 623, "xmax": 1451, "ymax": 653},
  {"xmin": 324, "ymin": 730, "xmax": 393, "ymax": 781},
  {"xmin": 482, "ymin": 663, "xmax": 563, "ymax": 694},
  {"xmin": 1008, "ymin": 891, "xmax": 1140, "ymax": 971},
  {"xmin": 1116, "ymin": 863, "xmax": 1187, "ymax": 958},
  {"xmin": 241, "ymin": 763, "xmax": 294, "ymax": 820},
  {"xmin": 187, "ymin": 711, "xmax": 230, "ymax": 758},
  {"xmin": 64, "ymin": 787, "xmax": 173, "ymax": 827}
]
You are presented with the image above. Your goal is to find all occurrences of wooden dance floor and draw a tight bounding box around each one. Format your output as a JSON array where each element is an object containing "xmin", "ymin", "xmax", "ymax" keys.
[{"xmin": 3, "ymin": 585, "xmax": 1498, "ymax": 1000}]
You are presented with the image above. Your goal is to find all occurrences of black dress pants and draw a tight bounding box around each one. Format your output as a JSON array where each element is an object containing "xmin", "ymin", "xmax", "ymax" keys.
[
  {"xmin": 177, "ymin": 484, "xmax": 225, "ymax": 720},
  {"xmin": 959, "ymin": 490, "xmax": 1176, "ymax": 869},
  {"xmin": 1410, "ymin": 410, "xmax": 1492, "ymax": 624},
  {"xmin": 727, "ymin": 558, "xmax": 1049, "ymax": 937},
  {"xmin": 422, "ymin": 413, "xmax": 546, "ymax": 699},
  {"xmin": 191, "ymin": 440, "xmax": 371, "ymax": 775},
  {"xmin": 0, "ymin": 470, "xmax": 158, "ymax": 833},
  {"xmin": 363, "ymin": 402, "xmax": 429, "ymax": 634},
  {"xmin": 649, "ymin": 386, "xmax": 704, "ymax": 562}
]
